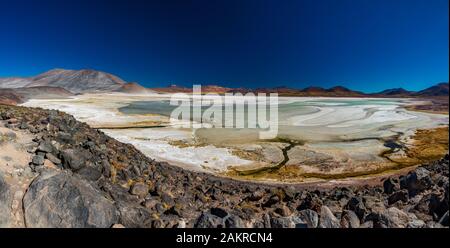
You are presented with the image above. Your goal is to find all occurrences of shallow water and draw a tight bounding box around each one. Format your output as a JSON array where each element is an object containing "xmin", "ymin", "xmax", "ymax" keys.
[{"xmin": 22, "ymin": 95, "xmax": 449, "ymax": 175}]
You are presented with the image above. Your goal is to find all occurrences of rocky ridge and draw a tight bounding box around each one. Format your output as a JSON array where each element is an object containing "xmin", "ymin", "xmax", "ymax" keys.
[{"xmin": 0, "ymin": 104, "xmax": 448, "ymax": 228}]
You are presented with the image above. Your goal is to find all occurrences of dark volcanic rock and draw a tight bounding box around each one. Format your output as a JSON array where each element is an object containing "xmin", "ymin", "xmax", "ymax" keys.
[
  {"xmin": 195, "ymin": 212, "xmax": 224, "ymax": 228},
  {"xmin": 383, "ymin": 178, "xmax": 399, "ymax": 194},
  {"xmin": 117, "ymin": 202, "xmax": 152, "ymax": 228},
  {"xmin": 0, "ymin": 104, "xmax": 448, "ymax": 229},
  {"xmin": 130, "ymin": 182, "xmax": 149, "ymax": 198},
  {"xmin": 210, "ymin": 207, "xmax": 229, "ymax": 218},
  {"xmin": 388, "ymin": 189, "xmax": 409, "ymax": 205},
  {"xmin": 340, "ymin": 210, "xmax": 360, "ymax": 228},
  {"xmin": 264, "ymin": 195, "xmax": 280, "ymax": 207},
  {"xmin": 270, "ymin": 216, "xmax": 295, "ymax": 228},
  {"xmin": 274, "ymin": 205, "xmax": 291, "ymax": 217},
  {"xmin": 77, "ymin": 166, "xmax": 102, "ymax": 181},
  {"xmin": 31, "ymin": 155, "xmax": 44, "ymax": 165},
  {"xmin": 345, "ymin": 196, "xmax": 366, "ymax": 219},
  {"xmin": 61, "ymin": 148, "xmax": 87, "ymax": 170},
  {"xmin": 37, "ymin": 141, "xmax": 54, "ymax": 153},
  {"xmin": 401, "ymin": 167, "xmax": 432, "ymax": 196},
  {"xmin": 380, "ymin": 207, "xmax": 410, "ymax": 228},
  {"xmin": 23, "ymin": 170, "xmax": 118, "ymax": 227},
  {"xmin": 224, "ymin": 215, "xmax": 245, "ymax": 228},
  {"xmin": 297, "ymin": 209, "xmax": 319, "ymax": 228},
  {"xmin": 319, "ymin": 206, "xmax": 340, "ymax": 228},
  {"xmin": 45, "ymin": 153, "xmax": 61, "ymax": 165}
]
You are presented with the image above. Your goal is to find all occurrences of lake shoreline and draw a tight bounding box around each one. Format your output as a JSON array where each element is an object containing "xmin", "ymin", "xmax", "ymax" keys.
[{"xmin": 20, "ymin": 93, "xmax": 449, "ymax": 184}]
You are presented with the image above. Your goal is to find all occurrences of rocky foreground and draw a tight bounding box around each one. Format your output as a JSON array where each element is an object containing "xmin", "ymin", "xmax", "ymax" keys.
[{"xmin": 0, "ymin": 104, "xmax": 448, "ymax": 228}]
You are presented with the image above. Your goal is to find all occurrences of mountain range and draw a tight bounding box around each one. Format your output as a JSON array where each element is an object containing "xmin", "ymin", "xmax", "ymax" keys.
[
  {"xmin": 0, "ymin": 68, "xmax": 448, "ymax": 105},
  {"xmin": 0, "ymin": 68, "xmax": 126, "ymax": 93}
]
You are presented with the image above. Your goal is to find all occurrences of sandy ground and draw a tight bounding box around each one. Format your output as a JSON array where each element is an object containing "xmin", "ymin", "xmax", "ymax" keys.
[{"xmin": 0, "ymin": 123, "xmax": 36, "ymax": 227}]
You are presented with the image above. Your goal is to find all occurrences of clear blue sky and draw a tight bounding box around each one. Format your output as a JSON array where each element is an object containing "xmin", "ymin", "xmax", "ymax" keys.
[{"xmin": 0, "ymin": 0, "xmax": 448, "ymax": 92}]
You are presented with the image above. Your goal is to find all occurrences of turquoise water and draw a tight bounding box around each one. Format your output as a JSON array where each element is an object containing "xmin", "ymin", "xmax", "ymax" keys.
[
  {"xmin": 117, "ymin": 98, "xmax": 405, "ymax": 135},
  {"xmin": 119, "ymin": 98, "xmax": 403, "ymax": 117}
]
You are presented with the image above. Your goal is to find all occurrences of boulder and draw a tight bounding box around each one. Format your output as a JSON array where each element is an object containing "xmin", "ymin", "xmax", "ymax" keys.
[
  {"xmin": 407, "ymin": 213, "xmax": 426, "ymax": 228},
  {"xmin": 274, "ymin": 205, "xmax": 291, "ymax": 217},
  {"xmin": 117, "ymin": 202, "xmax": 152, "ymax": 228},
  {"xmin": 210, "ymin": 207, "xmax": 229, "ymax": 218},
  {"xmin": 427, "ymin": 193, "xmax": 448, "ymax": 219},
  {"xmin": 23, "ymin": 170, "xmax": 118, "ymax": 227},
  {"xmin": 319, "ymin": 206, "xmax": 340, "ymax": 228},
  {"xmin": 270, "ymin": 216, "xmax": 295, "ymax": 228},
  {"xmin": 298, "ymin": 193, "xmax": 322, "ymax": 212},
  {"xmin": 130, "ymin": 182, "xmax": 149, "ymax": 198},
  {"xmin": 297, "ymin": 209, "xmax": 319, "ymax": 228},
  {"xmin": 77, "ymin": 166, "xmax": 102, "ymax": 181},
  {"xmin": 60, "ymin": 148, "xmax": 87, "ymax": 171},
  {"xmin": 224, "ymin": 215, "xmax": 245, "ymax": 228},
  {"xmin": 346, "ymin": 196, "xmax": 366, "ymax": 219},
  {"xmin": 247, "ymin": 190, "xmax": 265, "ymax": 201},
  {"xmin": 32, "ymin": 155, "xmax": 45, "ymax": 165},
  {"xmin": 45, "ymin": 153, "xmax": 61, "ymax": 165},
  {"xmin": 340, "ymin": 210, "xmax": 360, "ymax": 228},
  {"xmin": 383, "ymin": 177, "xmax": 399, "ymax": 194},
  {"xmin": 195, "ymin": 212, "xmax": 224, "ymax": 228},
  {"xmin": 263, "ymin": 195, "xmax": 280, "ymax": 207},
  {"xmin": 37, "ymin": 141, "xmax": 54, "ymax": 153},
  {"xmin": 401, "ymin": 168, "xmax": 432, "ymax": 196},
  {"xmin": 388, "ymin": 189, "xmax": 409, "ymax": 205},
  {"xmin": 381, "ymin": 207, "xmax": 410, "ymax": 228}
]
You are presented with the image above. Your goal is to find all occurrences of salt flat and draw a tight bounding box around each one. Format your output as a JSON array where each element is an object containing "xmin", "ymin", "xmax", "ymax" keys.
[{"xmin": 22, "ymin": 93, "xmax": 449, "ymax": 182}]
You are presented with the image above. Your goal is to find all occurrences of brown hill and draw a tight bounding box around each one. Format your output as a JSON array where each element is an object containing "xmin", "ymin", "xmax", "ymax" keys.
[
  {"xmin": 0, "ymin": 69, "xmax": 127, "ymax": 93},
  {"xmin": 326, "ymin": 86, "xmax": 364, "ymax": 96},
  {"xmin": 116, "ymin": 82, "xmax": 152, "ymax": 94},
  {"xmin": 372, "ymin": 88, "xmax": 413, "ymax": 97},
  {"xmin": 0, "ymin": 86, "xmax": 73, "ymax": 105},
  {"xmin": 151, "ymin": 84, "xmax": 192, "ymax": 93},
  {"xmin": 0, "ymin": 90, "xmax": 24, "ymax": 105},
  {"xmin": 415, "ymin": 82, "xmax": 449, "ymax": 97}
]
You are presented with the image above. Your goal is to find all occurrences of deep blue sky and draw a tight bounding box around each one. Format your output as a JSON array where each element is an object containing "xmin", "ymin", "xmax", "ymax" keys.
[{"xmin": 0, "ymin": 0, "xmax": 448, "ymax": 92}]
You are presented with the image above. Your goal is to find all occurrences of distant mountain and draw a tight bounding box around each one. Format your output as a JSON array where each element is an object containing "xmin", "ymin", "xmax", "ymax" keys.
[
  {"xmin": 301, "ymin": 86, "xmax": 327, "ymax": 95},
  {"xmin": 152, "ymin": 84, "xmax": 233, "ymax": 94},
  {"xmin": 0, "ymin": 68, "xmax": 448, "ymax": 100},
  {"xmin": 372, "ymin": 88, "xmax": 413, "ymax": 97},
  {"xmin": 0, "ymin": 86, "xmax": 73, "ymax": 105},
  {"xmin": 201, "ymin": 85, "xmax": 232, "ymax": 94},
  {"xmin": 151, "ymin": 84, "xmax": 192, "ymax": 93},
  {"xmin": 0, "ymin": 69, "xmax": 135, "ymax": 93},
  {"xmin": 26, "ymin": 69, "xmax": 126, "ymax": 93},
  {"xmin": 151, "ymin": 83, "xmax": 449, "ymax": 98},
  {"xmin": 326, "ymin": 86, "xmax": 364, "ymax": 96},
  {"xmin": 414, "ymin": 82, "xmax": 449, "ymax": 97},
  {"xmin": 116, "ymin": 82, "xmax": 154, "ymax": 94}
]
